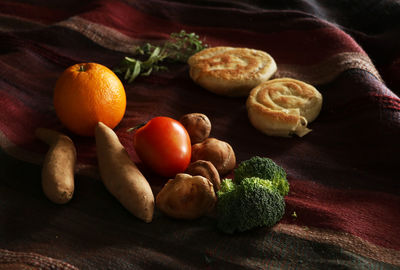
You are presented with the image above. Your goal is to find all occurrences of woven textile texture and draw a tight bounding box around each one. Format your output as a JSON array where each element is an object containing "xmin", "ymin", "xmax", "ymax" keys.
[{"xmin": 1, "ymin": 0, "xmax": 399, "ymax": 269}]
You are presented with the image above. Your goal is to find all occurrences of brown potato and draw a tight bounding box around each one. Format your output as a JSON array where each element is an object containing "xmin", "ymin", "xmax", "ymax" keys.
[
  {"xmin": 185, "ymin": 160, "xmax": 221, "ymax": 192},
  {"xmin": 179, "ymin": 113, "xmax": 211, "ymax": 144},
  {"xmin": 156, "ymin": 173, "xmax": 216, "ymax": 220},
  {"xmin": 191, "ymin": 138, "xmax": 236, "ymax": 176}
]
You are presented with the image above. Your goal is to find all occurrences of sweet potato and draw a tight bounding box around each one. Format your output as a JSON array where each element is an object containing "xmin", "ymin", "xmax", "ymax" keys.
[
  {"xmin": 35, "ymin": 128, "xmax": 76, "ymax": 204},
  {"xmin": 95, "ymin": 122, "xmax": 154, "ymax": 223}
]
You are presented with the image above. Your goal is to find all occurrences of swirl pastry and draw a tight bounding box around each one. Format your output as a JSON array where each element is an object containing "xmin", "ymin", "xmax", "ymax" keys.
[
  {"xmin": 246, "ymin": 78, "xmax": 323, "ymax": 137},
  {"xmin": 188, "ymin": 46, "xmax": 277, "ymax": 97}
]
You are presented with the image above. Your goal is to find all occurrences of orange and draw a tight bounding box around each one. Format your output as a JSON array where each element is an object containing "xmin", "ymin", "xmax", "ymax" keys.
[{"xmin": 53, "ymin": 63, "xmax": 126, "ymax": 136}]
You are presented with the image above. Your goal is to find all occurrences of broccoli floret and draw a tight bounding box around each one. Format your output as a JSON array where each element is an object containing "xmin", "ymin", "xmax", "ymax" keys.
[
  {"xmin": 234, "ymin": 156, "xmax": 289, "ymax": 196},
  {"xmin": 218, "ymin": 178, "xmax": 235, "ymax": 195},
  {"xmin": 217, "ymin": 177, "xmax": 285, "ymax": 234}
]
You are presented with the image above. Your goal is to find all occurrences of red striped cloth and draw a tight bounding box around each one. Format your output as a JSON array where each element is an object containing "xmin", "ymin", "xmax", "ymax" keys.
[{"xmin": 1, "ymin": 0, "xmax": 399, "ymax": 269}]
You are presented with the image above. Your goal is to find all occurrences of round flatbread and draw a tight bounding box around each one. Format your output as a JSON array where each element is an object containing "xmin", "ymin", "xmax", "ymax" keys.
[
  {"xmin": 188, "ymin": 46, "xmax": 277, "ymax": 97},
  {"xmin": 246, "ymin": 78, "xmax": 323, "ymax": 137}
]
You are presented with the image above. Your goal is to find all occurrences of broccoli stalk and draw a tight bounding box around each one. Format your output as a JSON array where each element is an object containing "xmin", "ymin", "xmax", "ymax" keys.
[
  {"xmin": 217, "ymin": 177, "xmax": 285, "ymax": 234},
  {"xmin": 234, "ymin": 156, "xmax": 289, "ymax": 196}
]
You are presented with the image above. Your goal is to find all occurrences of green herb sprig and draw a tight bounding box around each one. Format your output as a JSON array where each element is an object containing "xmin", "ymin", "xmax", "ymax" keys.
[{"xmin": 114, "ymin": 30, "xmax": 207, "ymax": 83}]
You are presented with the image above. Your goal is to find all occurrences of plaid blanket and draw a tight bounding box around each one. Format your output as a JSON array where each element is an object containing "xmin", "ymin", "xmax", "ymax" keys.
[{"xmin": 1, "ymin": 0, "xmax": 399, "ymax": 269}]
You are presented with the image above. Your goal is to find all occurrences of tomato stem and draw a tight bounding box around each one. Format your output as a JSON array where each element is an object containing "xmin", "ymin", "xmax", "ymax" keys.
[{"xmin": 127, "ymin": 122, "xmax": 147, "ymax": 132}]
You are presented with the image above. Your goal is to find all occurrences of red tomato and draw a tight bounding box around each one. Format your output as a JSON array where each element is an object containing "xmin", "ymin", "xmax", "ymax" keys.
[{"xmin": 133, "ymin": 116, "xmax": 191, "ymax": 178}]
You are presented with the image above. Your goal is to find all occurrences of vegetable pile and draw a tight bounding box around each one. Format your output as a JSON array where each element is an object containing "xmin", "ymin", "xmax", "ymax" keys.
[
  {"xmin": 154, "ymin": 113, "xmax": 236, "ymax": 220},
  {"xmin": 217, "ymin": 156, "xmax": 289, "ymax": 234},
  {"xmin": 38, "ymin": 30, "xmax": 292, "ymax": 233}
]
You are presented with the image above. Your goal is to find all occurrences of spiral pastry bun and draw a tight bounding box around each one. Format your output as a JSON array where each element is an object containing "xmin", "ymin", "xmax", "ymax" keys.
[
  {"xmin": 188, "ymin": 47, "xmax": 277, "ymax": 97},
  {"xmin": 246, "ymin": 78, "xmax": 323, "ymax": 137}
]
